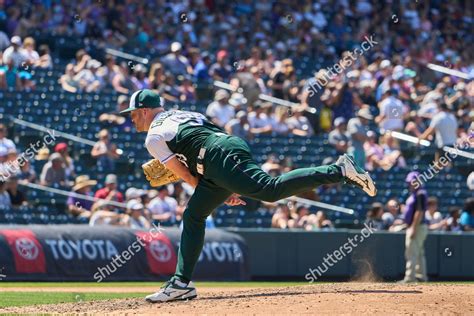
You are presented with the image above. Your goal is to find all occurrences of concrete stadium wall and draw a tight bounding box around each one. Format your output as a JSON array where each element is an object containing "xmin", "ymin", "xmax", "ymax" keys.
[{"xmin": 227, "ymin": 228, "xmax": 474, "ymax": 281}]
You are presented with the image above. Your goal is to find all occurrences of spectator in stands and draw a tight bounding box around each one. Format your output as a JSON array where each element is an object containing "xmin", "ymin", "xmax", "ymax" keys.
[
  {"xmin": 2, "ymin": 36, "xmax": 25, "ymax": 68},
  {"xmin": 125, "ymin": 201, "xmax": 151, "ymax": 229},
  {"xmin": 97, "ymin": 55, "xmax": 120, "ymax": 87},
  {"xmin": 91, "ymin": 129, "xmax": 120, "ymax": 172},
  {"xmin": 206, "ymin": 89, "xmax": 234, "ymax": 128},
  {"xmin": 365, "ymin": 202, "xmax": 385, "ymax": 230},
  {"xmin": 193, "ymin": 51, "xmax": 211, "ymax": 81},
  {"xmin": 0, "ymin": 124, "xmax": 16, "ymax": 153},
  {"xmin": 161, "ymin": 42, "xmax": 190, "ymax": 76},
  {"xmin": 98, "ymin": 95, "xmax": 132, "ymax": 131},
  {"xmin": 178, "ymin": 75, "xmax": 196, "ymax": 102},
  {"xmin": 420, "ymin": 103, "xmax": 458, "ymax": 162},
  {"xmin": 36, "ymin": 44, "xmax": 52, "ymax": 69},
  {"xmin": 89, "ymin": 208, "xmax": 128, "ymax": 227},
  {"xmin": 40, "ymin": 153, "xmax": 67, "ymax": 187},
  {"xmin": 148, "ymin": 62, "xmax": 165, "ymax": 91},
  {"xmin": 328, "ymin": 117, "xmax": 349, "ymax": 155},
  {"xmin": 261, "ymin": 154, "xmax": 282, "ymax": 176},
  {"xmin": 295, "ymin": 205, "xmax": 310, "ymax": 229},
  {"xmin": 209, "ymin": 49, "xmax": 232, "ymax": 82},
  {"xmin": 54, "ymin": 143, "xmax": 75, "ymax": 179},
  {"xmin": 271, "ymin": 203, "xmax": 296, "ymax": 229},
  {"xmin": 0, "ymin": 31, "xmax": 9, "ymax": 52},
  {"xmin": 382, "ymin": 199, "xmax": 404, "ymax": 230},
  {"xmin": 0, "ymin": 180, "xmax": 11, "ymax": 208},
  {"xmin": 161, "ymin": 72, "xmax": 182, "ymax": 101},
  {"xmin": 94, "ymin": 174, "xmax": 124, "ymax": 209},
  {"xmin": 130, "ymin": 64, "xmax": 150, "ymax": 90},
  {"xmin": 76, "ymin": 59, "xmax": 103, "ymax": 93},
  {"xmin": 405, "ymin": 111, "xmax": 427, "ymax": 138},
  {"xmin": 468, "ymin": 172, "xmax": 474, "ymax": 191},
  {"xmin": 347, "ymin": 108, "xmax": 372, "ymax": 168},
  {"xmin": 365, "ymin": 132, "xmax": 403, "ymax": 171},
  {"xmin": 446, "ymin": 207, "xmax": 462, "ymax": 232},
  {"xmin": 375, "ymin": 88, "xmax": 407, "ymax": 132},
  {"xmin": 271, "ymin": 106, "xmax": 290, "ymax": 135},
  {"xmin": 148, "ymin": 185, "xmax": 178, "ymax": 223},
  {"xmin": 18, "ymin": 160, "xmax": 36, "ymax": 184},
  {"xmin": 312, "ymin": 211, "xmax": 334, "ymax": 230},
  {"xmin": 425, "ymin": 197, "xmax": 446, "ymax": 231},
  {"xmin": 248, "ymin": 101, "xmax": 273, "ymax": 135},
  {"xmin": 60, "ymin": 64, "xmax": 80, "ymax": 93},
  {"xmin": 112, "ymin": 61, "xmax": 138, "ymax": 95},
  {"xmin": 460, "ymin": 198, "xmax": 474, "ymax": 231},
  {"xmin": 225, "ymin": 111, "xmax": 251, "ymax": 140},
  {"xmin": 0, "ymin": 56, "xmax": 22, "ymax": 90},
  {"xmin": 228, "ymin": 93, "xmax": 248, "ymax": 113},
  {"xmin": 6, "ymin": 176, "xmax": 26, "ymax": 207},
  {"xmin": 20, "ymin": 37, "xmax": 39, "ymax": 67},
  {"xmin": 268, "ymin": 59, "xmax": 293, "ymax": 99},
  {"xmin": 1, "ymin": 148, "xmax": 20, "ymax": 179},
  {"xmin": 68, "ymin": 175, "xmax": 98, "ymax": 218}
]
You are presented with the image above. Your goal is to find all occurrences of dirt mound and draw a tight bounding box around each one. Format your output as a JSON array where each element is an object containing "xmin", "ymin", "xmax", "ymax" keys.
[{"xmin": 2, "ymin": 283, "xmax": 473, "ymax": 315}]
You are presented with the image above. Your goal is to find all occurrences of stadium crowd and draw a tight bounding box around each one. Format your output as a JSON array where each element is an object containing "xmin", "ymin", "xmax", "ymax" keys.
[{"xmin": 0, "ymin": 0, "xmax": 473, "ymax": 230}]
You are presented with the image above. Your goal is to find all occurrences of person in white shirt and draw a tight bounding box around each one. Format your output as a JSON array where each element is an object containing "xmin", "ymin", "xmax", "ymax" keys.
[
  {"xmin": 376, "ymin": 89, "xmax": 407, "ymax": 132},
  {"xmin": 2, "ymin": 36, "xmax": 25, "ymax": 68},
  {"xmin": 148, "ymin": 186, "xmax": 178, "ymax": 222},
  {"xmin": 425, "ymin": 197, "xmax": 446, "ymax": 231},
  {"xmin": 420, "ymin": 102, "xmax": 458, "ymax": 148},
  {"xmin": 248, "ymin": 101, "xmax": 273, "ymax": 134},
  {"xmin": 20, "ymin": 37, "xmax": 39, "ymax": 66},
  {"xmin": 206, "ymin": 89, "xmax": 234, "ymax": 127},
  {"xmin": 0, "ymin": 124, "xmax": 16, "ymax": 154}
]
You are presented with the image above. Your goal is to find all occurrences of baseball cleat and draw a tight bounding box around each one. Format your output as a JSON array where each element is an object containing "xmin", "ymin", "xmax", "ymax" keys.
[
  {"xmin": 336, "ymin": 154, "xmax": 377, "ymax": 197},
  {"xmin": 145, "ymin": 279, "xmax": 197, "ymax": 303}
]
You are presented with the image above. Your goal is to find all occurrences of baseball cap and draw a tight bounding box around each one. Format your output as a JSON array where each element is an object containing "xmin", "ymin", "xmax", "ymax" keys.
[
  {"xmin": 119, "ymin": 89, "xmax": 164, "ymax": 114},
  {"xmin": 217, "ymin": 50, "xmax": 228, "ymax": 61},
  {"xmin": 334, "ymin": 117, "xmax": 346, "ymax": 127},
  {"xmin": 356, "ymin": 108, "xmax": 373, "ymax": 120},
  {"xmin": 171, "ymin": 42, "xmax": 182, "ymax": 52},
  {"xmin": 54, "ymin": 143, "xmax": 68, "ymax": 152},
  {"xmin": 105, "ymin": 174, "xmax": 117, "ymax": 184},
  {"xmin": 11, "ymin": 36, "xmax": 21, "ymax": 46},
  {"xmin": 405, "ymin": 171, "xmax": 420, "ymax": 183}
]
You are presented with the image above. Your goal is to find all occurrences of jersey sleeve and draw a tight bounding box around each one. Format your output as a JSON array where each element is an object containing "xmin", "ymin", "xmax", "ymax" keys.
[{"xmin": 145, "ymin": 134, "xmax": 176, "ymax": 164}]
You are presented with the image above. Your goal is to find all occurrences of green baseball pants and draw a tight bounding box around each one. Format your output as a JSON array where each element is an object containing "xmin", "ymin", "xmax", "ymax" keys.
[{"xmin": 174, "ymin": 134, "xmax": 344, "ymax": 282}]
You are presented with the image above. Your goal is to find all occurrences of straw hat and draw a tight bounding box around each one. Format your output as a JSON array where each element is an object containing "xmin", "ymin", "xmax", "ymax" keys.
[
  {"xmin": 73, "ymin": 175, "xmax": 97, "ymax": 191},
  {"xmin": 35, "ymin": 147, "xmax": 50, "ymax": 160}
]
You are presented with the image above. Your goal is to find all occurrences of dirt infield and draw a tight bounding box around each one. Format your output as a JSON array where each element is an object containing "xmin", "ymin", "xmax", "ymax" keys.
[{"xmin": 1, "ymin": 283, "xmax": 473, "ymax": 315}]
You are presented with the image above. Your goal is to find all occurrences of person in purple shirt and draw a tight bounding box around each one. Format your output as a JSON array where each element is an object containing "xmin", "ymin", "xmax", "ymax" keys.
[{"xmin": 401, "ymin": 171, "xmax": 429, "ymax": 283}]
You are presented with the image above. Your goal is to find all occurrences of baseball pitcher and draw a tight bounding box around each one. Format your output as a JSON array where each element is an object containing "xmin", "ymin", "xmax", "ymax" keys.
[{"xmin": 121, "ymin": 89, "xmax": 377, "ymax": 302}]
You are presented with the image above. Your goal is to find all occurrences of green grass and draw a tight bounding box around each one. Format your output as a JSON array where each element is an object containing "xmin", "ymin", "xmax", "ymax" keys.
[
  {"xmin": 0, "ymin": 292, "xmax": 146, "ymax": 308},
  {"xmin": 0, "ymin": 281, "xmax": 308, "ymax": 288}
]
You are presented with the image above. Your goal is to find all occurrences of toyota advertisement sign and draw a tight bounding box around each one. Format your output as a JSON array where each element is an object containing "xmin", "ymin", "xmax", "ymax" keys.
[{"xmin": 0, "ymin": 225, "xmax": 250, "ymax": 281}]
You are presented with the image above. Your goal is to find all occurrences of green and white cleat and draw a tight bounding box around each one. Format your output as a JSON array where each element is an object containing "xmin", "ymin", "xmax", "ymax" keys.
[
  {"xmin": 145, "ymin": 279, "xmax": 197, "ymax": 303},
  {"xmin": 336, "ymin": 154, "xmax": 377, "ymax": 197}
]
